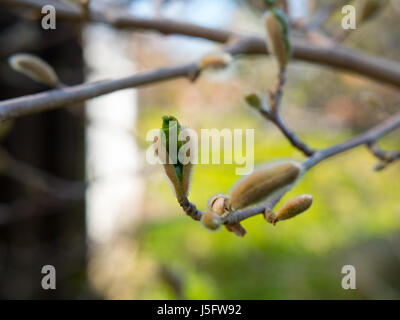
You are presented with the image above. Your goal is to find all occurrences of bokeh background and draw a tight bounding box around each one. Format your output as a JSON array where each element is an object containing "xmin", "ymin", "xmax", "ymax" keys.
[{"xmin": 0, "ymin": 0, "xmax": 399, "ymax": 299}]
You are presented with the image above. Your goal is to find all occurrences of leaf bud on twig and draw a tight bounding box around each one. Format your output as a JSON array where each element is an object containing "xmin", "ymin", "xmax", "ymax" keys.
[
  {"xmin": 197, "ymin": 53, "xmax": 232, "ymax": 71},
  {"xmin": 270, "ymin": 194, "xmax": 313, "ymax": 225},
  {"xmin": 156, "ymin": 116, "xmax": 193, "ymax": 200},
  {"xmin": 8, "ymin": 53, "xmax": 60, "ymax": 88},
  {"xmin": 264, "ymin": 8, "xmax": 291, "ymax": 69},
  {"xmin": 228, "ymin": 161, "xmax": 302, "ymax": 211}
]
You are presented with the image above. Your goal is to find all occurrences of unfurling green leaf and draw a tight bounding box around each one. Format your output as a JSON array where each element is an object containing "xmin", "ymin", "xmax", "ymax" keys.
[{"xmin": 157, "ymin": 116, "xmax": 193, "ymax": 200}]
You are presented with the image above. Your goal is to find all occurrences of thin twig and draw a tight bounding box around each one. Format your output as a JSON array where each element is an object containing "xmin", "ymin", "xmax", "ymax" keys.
[
  {"xmin": 178, "ymin": 197, "xmax": 202, "ymax": 221},
  {"xmin": 366, "ymin": 142, "xmax": 400, "ymax": 163},
  {"xmin": 253, "ymin": 68, "xmax": 315, "ymax": 157}
]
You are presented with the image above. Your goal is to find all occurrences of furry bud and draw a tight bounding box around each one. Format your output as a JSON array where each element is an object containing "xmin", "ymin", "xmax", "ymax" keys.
[
  {"xmin": 198, "ymin": 53, "xmax": 232, "ymax": 70},
  {"xmin": 200, "ymin": 211, "xmax": 222, "ymax": 231},
  {"xmin": 264, "ymin": 9, "xmax": 291, "ymax": 68},
  {"xmin": 8, "ymin": 53, "xmax": 60, "ymax": 87},
  {"xmin": 273, "ymin": 194, "xmax": 313, "ymax": 224},
  {"xmin": 228, "ymin": 162, "xmax": 302, "ymax": 210}
]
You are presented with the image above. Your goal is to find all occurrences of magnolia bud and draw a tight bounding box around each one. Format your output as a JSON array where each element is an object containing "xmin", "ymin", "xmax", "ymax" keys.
[
  {"xmin": 273, "ymin": 194, "xmax": 313, "ymax": 224},
  {"xmin": 157, "ymin": 116, "xmax": 193, "ymax": 200},
  {"xmin": 8, "ymin": 53, "xmax": 60, "ymax": 88},
  {"xmin": 244, "ymin": 93, "xmax": 262, "ymax": 110},
  {"xmin": 198, "ymin": 53, "xmax": 232, "ymax": 70},
  {"xmin": 200, "ymin": 211, "xmax": 222, "ymax": 231},
  {"xmin": 228, "ymin": 161, "xmax": 302, "ymax": 211},
  {"xmin": 264, "ymin": 9, "xmax": 291, "ymax": 69}
]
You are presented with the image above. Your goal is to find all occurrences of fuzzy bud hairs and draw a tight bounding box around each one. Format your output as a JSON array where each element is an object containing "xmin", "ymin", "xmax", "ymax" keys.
[
  {"xmin": 265, "ymin": 194, "xmax": 313, "ymax": 225},
  {"xmin": 227, "ymin": 161, "xmax": 303, "ymax": 211}
]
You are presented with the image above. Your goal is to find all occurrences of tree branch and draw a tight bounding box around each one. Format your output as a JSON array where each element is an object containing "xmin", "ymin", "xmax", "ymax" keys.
[
  {"xmin": 171, "ymin": 112, "xmax": 400, "ymax": 227},
  {"xmin": 3, "ymin": 0, "xmax": 400, "ymax": 88},
  {"xmin": 223, "ymin": 111, "xmax": 400, "ymax": 226},
  {"xmin": 0, "ymin": 63, "xmax": 198, "ymax": 121},
  {"xmin": 253, "ymin": 68, "xmax": 315, "ymax": 157}
]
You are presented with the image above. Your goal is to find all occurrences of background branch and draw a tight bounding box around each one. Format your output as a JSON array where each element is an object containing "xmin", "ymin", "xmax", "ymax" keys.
[
  {"xmin": 0, "ymin": 146, "xmax": 85, "ymax": 200},
  {"xmin": 3, "ymin": 0, "xmax": 400, "ymax": 87}
]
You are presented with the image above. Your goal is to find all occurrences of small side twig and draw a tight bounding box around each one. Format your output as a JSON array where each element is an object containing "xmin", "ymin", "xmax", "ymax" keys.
[
  {"xmin": 252, "ymin": 68, "xmax": 315, "ymax": 157},
  {"xmin": 366, "ymin": 141, "xmax": 400, "ymax": 170}
]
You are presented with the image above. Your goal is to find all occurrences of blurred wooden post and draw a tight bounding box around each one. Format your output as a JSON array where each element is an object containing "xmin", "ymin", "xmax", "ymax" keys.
[{"xmin": 0, "ymin": 7, "xmax": 91, "ymax": 299}]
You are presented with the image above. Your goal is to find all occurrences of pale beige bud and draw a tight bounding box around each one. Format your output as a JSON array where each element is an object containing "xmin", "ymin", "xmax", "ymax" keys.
[
  {"xmin": 228, "ymin": 162, "xmax": 302, "ymax": 211},
  {"xmin": 198, "ymin": 53, "xmax": 232, "ymax": 70},
  {"xmin": 9, "ymin": 53, "xmax": 60, "ymax": 87},
  {"xmin": 274, "ymin": 194, "xmax": 313, "ymax": 224},
  {"xmin": 200, "ymin": 211, "xmax": 222, "ymax": 231},
  {"xmin": 264, "ymin": 9, "xmax": 291, "ymax": 68}
]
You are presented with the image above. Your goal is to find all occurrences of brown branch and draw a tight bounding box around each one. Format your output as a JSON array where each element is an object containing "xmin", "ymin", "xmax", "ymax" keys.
[
  {"xmin": 366, "ymin": 141, "xmax": 400, "ymax": 171},
  {"xmin": 0, "ymin": 146, "xmax": 85, "ymax": 200},
  {"xmin": 3, "ymin": 0, "xmax": 400, "ymax": 88}
]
